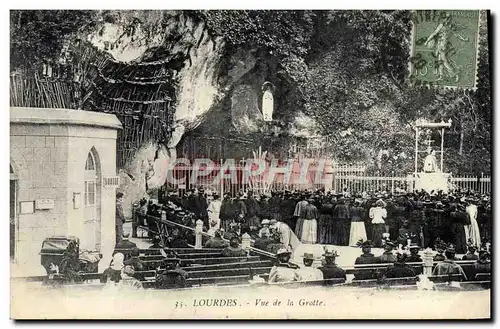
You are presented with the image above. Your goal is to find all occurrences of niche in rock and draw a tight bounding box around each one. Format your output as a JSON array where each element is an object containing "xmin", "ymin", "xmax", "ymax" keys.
[{"xmin": 230, "ymin": 84, "xmax": 263, "ymax": 134}]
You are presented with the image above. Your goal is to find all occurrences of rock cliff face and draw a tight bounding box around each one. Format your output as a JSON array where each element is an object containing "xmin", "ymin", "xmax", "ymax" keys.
[{"xmin": 82, "ymin": 10, "xmax": 319, "ymax": 212}]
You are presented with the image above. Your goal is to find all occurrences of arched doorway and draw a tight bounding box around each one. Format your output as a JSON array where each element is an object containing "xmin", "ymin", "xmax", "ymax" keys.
[
  {"xmin": 10, "ymin": 164, "xmax": 17, "ymax": 260},
  {"xmin": 83, "ymin": 149, "xmax": 102, "ymax": 251}
]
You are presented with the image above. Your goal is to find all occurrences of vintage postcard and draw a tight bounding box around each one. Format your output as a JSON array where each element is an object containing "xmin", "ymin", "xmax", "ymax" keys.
[{"xmin": 9, "ymin": 9, "xmax": 491, "ymax": 320}]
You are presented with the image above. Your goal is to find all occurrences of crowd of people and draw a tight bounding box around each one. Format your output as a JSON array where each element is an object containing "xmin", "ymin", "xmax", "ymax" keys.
[
  {"xmin": 131, "ymin": 187, "xmax": 491, "ymax": 256},
  {"xmin": 268, "ymin": 239, "xmax": 491, "ymax": 284},
  {"xmin": 107, "ymin": 186, "xmax": 492, "ymax": 288}
]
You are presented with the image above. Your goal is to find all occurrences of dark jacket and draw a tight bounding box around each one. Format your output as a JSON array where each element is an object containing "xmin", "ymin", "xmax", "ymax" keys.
[
  {"xmin": 254, "ymin": 237, "xmax": 274, "ymax": 251},
  {"xmin": 378, "ymin": 252, "xmax": 397, "ymax": 264},
  {"xmin": 354, "ymin": 253, "xmax": 381, "ymax": 280},
  {"xmin": 156, "ymin": 268, "xmax": 189, "ymax": 289},
  {"xmin": 205, "ymin": 237, "xmax": 229, "ymax": 249},
  {"xmin": 319, "ymin": 264, "xmax": 346, "ymax": 284},
  {"xmin": 382, "ymin": 263, "xmax": 417, "ymax": 279},
  {"xmin": 462, "ymin": 253, "xmax": 479, "ymax": 261},
  {"xmin": 116, "ymin": 203, "xmax": 126, "ymax": 225},
  {"xmin": 169, "ymin": 237, "xmax": 190, "ymax": 248},
  {"xmin": 221, "ymin": 246, "xmax": 247, "ymax": 257}
]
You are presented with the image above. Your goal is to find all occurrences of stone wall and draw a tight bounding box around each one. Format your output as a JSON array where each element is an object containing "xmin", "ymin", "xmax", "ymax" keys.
[{"xmin": 10, "ymin": 107, "xmax": 121, "ymax": 275}]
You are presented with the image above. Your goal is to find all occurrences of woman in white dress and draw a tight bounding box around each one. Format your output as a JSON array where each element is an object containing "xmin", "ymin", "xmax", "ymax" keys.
[
  {"xmin": 207, "ymin": 194, "xmax": 222, "ymax": 235},
  {"xmin": 466, "ymin": 200, "xmax": 481, "ymax": 249},
  {"xmin": 300, "ymin": 200, "xmax": 318, "ymax": 244},
  {"xmin": 349, "ymin": 201, "xmax": 367, "ymax": 246},
  {"xmin": 369, "ymin": 200, "xmax": 387, "ymax": 248}
]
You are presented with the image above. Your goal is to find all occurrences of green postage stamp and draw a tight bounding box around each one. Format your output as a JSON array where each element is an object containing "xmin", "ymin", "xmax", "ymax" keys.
[{"xmin": 409, "ymin": 10, "xmax": 481, "ymax": 89}]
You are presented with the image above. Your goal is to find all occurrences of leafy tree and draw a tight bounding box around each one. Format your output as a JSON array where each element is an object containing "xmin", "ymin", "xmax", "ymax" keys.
[{"xmin": 10, "ymin": 10, "xmax": 97, "ymax": 70}]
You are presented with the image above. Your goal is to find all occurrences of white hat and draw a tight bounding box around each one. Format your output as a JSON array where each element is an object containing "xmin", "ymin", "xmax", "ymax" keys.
[
  {"xmin": 276, "ymin": 248, "xmax": 292, "ymax": 256},
  {"xmin": 111, "ymin": 253, "xmax": 124, "ymax": 271}
]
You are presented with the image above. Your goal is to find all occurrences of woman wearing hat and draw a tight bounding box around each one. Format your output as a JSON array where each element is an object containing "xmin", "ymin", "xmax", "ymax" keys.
[
  {"xmin": 354, "ymin": 241, "xmax": 381, "ymax": 280},
  {"xmin": 369, "ymin": 200, "xmax": 387, "ymax": 248},
  {"xmin": 207, "ymin": 193, "xmax": 222, "ymax": 234},
  {"xmin": 318, "ymin": 249, "xmax": 346, "ymax": 284},
  {"xmin": 465, "ymin": 199, "xmax": 481, "ymax": 250},
  {"xmin": 268, "ymin": 248, "xmax": 298, "ymax": 283}
]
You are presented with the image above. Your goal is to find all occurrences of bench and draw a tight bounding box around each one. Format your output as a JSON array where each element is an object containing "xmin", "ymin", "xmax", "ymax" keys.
[{"xmin": 186, "ymin": 267, "xmax": 272, "ymax": 279}]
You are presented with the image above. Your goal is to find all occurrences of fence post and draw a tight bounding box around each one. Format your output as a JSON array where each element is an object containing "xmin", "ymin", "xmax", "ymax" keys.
[
  {"xmin": 219, "ymin": 158, "xmax": 224, "ymax": 197},
  {"xmin": 422, "ymin": 248, "xmax": 434, "ymax": 277},
  {"xmin": 391, "ymin": 171, "xmax": 395, "ymax": 194},
  {"xmin": 195, "ymin": 219, "xmax": 204, "ymax": 249},
  {"xmin": 481, "ymin": 172, "xmax": 484, "ymax": 194},
  {"xmin": 242, "ymin": 232, "xmax": 251, "ymax": 252}
]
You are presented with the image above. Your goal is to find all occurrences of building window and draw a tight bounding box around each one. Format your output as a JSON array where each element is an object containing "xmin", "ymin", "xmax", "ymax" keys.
[
  {"xmin": 86, "ymin": 153, "xmax": 95, "ymax": 171},
  {"xmin": 84, "ymin": 152, "xmax": 96, "ymax": 206},
  {"xmin": 85, "ymin": 181, "xmax": 96, "ymax": 206}
]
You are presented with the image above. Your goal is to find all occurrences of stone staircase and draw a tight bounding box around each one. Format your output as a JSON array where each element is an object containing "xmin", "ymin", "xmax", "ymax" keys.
[{"xmin": 134, "ymin": 247, "xmax": 274, "ymax": 288}]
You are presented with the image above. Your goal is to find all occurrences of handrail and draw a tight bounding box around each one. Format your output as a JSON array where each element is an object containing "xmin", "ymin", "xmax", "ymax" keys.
[{"xmin": 140, "ymin": 212, "xmax": 278, "ymax": 259}]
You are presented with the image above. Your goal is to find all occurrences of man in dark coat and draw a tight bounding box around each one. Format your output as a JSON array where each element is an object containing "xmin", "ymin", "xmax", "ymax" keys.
[
  {"xmin": 318, "ymin": 249, "xmax": 346, "ymax": 285},
  {"xmin": 449, "ymin": 204, "xmax": 470, "ymax": 254},
  {"xmin": 281, "ymin": 192, "xmax": 297, "ymax": 231},
  {"xmin": 235, "ymin": 193, "xmax": 247, "ymax": 227},
  {"xmin": 245, "ymin": 191, "xmax": 261, "ymax": 233},
  {"xmin": 194, "ymin": 189, "xmax": 209, "ymax": 228},
  {"xmin": 259, "ymin": 195, "xmax": 271, "ymax": 220},
  {"xmin": 268, "ymin": 191, "xmax": 282, "ymax": 222},
  {"xmin": 354, "ymin": 240, "xmax": 381, "ymax": 280},
  {"xmin": 220, "ymin": 193, "xmax": 234, "ymax": 231},
  {"xmin": 114, "ymin": 233, "xmax": 138, "ymax": 260},
  {"xmin": 115, "ymin": 192, "xmax": 126, "ymax": 245},
  {"xmin": 332, "ymin": 198, "xmax": 350, "ymax": 246}
]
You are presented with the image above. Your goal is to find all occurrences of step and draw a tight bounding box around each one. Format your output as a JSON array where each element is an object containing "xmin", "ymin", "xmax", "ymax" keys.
[
  {"xmin": 187, "ymin": 274, "xmax": 270, "ymax": 286},
  {"xmin": 140, "ymin": 256, "xmax": 261, "ymax": 270},
  {"xmin": 186, "ymin": 267, "xmax": 272, "ymax": 279},
  {"xmin": 139, "ymin": 248, "xmax": 224, "ymax": 255},
  {"xmin": 182, "ymin": 256, "xmax": 261, "ymax": 266},
  {"xmin": 139, "ymin": 252, "xmax": 224, "ymax": 261}
]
